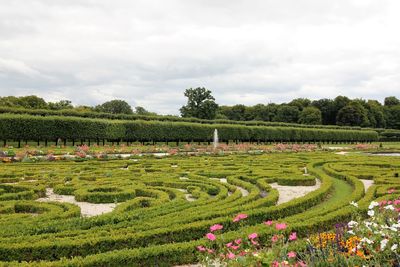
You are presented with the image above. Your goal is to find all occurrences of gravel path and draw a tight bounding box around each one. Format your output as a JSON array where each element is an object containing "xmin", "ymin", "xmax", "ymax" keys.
[
  {"xmin": 360, "ymin": 179, "xmax": 374, "ymax": 191},
  {"xmin": 270, "ymin": 179, "xmax": 321, "ymax": 205},
  {"xmin": 36, "ymin": 188, "xmax": 117, "ymax": 217}
]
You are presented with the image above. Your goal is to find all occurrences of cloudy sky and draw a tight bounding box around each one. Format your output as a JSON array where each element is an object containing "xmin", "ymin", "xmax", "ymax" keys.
[{"xmin": 0, "ymin": 0, "xmax": 399, "ymax": 114}]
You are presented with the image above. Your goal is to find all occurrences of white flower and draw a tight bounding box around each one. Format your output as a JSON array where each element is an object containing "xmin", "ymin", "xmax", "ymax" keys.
[
  {"xmin": 369, "ymin": 201, "xmax": 379, "ymax": 210},
  {"xmin": 392, "ymin": 223, "xmax": 400, "ymax": 228},
  {"xmin": 347, "ymin": 230, "xmax": 355, "ymax": 235},
  {"xmin": 350, "ymin": 201, "xmax": 358, "ymax": 207},
  {"xmin": 360, "ymin": 237, "xmax": 374, "ymax": 245},
  {"xmin": 391, "ymin": 244, "xmax": 398, "ymax": 251},
  {"xmin": 368, "ymin": 210, "xmax": 375, "ymax": 217},
  {"xmin": 385, "ymin": 205, "xmax": 395, "ymax": 211},
  {"xmin": 380, "ymin": 239, "xmax": 389, "ymax": 251},
  {"xmin": 348, "ymin": 221, "xmax": 358, "ymax": 228}
]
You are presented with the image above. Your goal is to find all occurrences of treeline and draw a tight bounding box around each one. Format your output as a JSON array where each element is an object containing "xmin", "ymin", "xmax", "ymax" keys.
[
  {"xmin": 0, "ymin": 114, "xmax": 378, "ymax": 146},
  {"xmin": 1, "ymin": 93, "xmax": 399, "ymax": 130},
  {"xmin": 0, "ymin": 96, "xmax": 156, "ymax": 116},
  {"xmin": 217, "ymin": 96, "xmax": 400, "ymax": 129}
]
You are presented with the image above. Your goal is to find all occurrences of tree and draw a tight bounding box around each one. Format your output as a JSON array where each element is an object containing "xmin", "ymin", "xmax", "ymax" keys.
[
  {"xmin": 95, "ymin": 100, "xmax": 133, "ymax": 114},
  {"xmin": 311, "ymin": 99, "xmax": 336, "ymax": 125},
  {"xmin": 18, "ymin": 95, "xmax": 48, "ymax": 109},
  {"xmin": 384, "ymin": 96, "xmax": 400, "ymax": 106},
  {"xmin": 385, "ymin": 105, "xmax": 400, "ymax": 129},
  {"xmin": 366, "ymin": 100, "xmax": 386, "ymax": 128},
  {"xmin": 336, "ymin": 102, "xmax": 369, "ymax": 126},
  {"xmin": 48, "ymin": 100, "xmax": 73, "ymax": 110},
  {"xmin": 274, "ymin": 105, "xmax": 300, "ymax": 123},
  {"xmin": 135, "ymin": 106, "xmax": 157, "ymax": 116},
  {"xmin": 180, "ymin": 87, "xmax": 218, "ymax": 119},
  {"xmin": 230, "ymin": 104, "xmax": 247, "ymax": 121},
  {"xmin": 298, "ymin": 107, "xmax": 322, "ymax": 125},
  {"xmin": 288, "ymin": 98, "xmax": 311, "ymax": 111}
]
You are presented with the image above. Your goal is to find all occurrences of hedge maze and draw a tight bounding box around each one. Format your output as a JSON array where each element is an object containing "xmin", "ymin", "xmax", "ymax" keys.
[{"xmin": 0, "ymin": 152, "xmax": 399, "ymax": 266}]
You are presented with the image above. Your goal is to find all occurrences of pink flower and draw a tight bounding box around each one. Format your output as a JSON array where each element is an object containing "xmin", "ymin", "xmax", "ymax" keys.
[
  {"xmin": 394, "ymin": 199, "xmax": 400, "ymax": 205},
  {"xmin": 275, "ymin": 223, "xmax": 287, "ymax": 231},
  {"xmin": 248, "ymin": 233, "xmax": 258, "ymax": 239},
  {"xmin": 264, "ymin": 220, "xmax": 273, "ymax": 226},
  {"xmin": 196, "ymin": 246, "xmax": 206, "ymax": 252},
  {"xmin": 234, "ymin": 238, "xmax": 242, "ymax": 245},
  {"xmin": 226, "ymin": 242, "xmax": 233, "ymax": 248},
  {"xmin": 297, "ymin": 261, "xmax": 307, "ymax": 267},
  {"xmin": 239, "ymin": 251, "xmax": 247, "ymax": 256},
  {"xmin": 206, "ymin": 233, "xmax": 216, "ymax": 241},
  {"xmin": 251, "ymin": 239, "xmax": 258, "ymax": 245},
  {"xmin": 233, "ymin": 213, "xmax": 248, "ymax": 222},
  {"xmin": 272, "ymin": 261, "xmax": 280, "ymax": 267},
  {"xmin": 287, "ymin": 251, "xmax": 296, "ymax": 258},
  {"xmin": 388, "ymin": 188, "xmax": 396, "ymax": 194},
  {"xmin": 271, "ymin": 235, "xmax": 279, "ymax": 243},
  {"xmin": 231, "ymin": 245, "xmax": 240, "ymax": 250},
  {"xmin": 289, "ymin": 232, "xmax": 297, "ymax": 241},
  {"xmin": 210, "ymin": 224, "xmax": 223, "ymax": 232},
  {"xmin": 227, "ymin": 252, "xmax": 235, "ymax": 259},
  {"xmin": 207, "ymin": 249, "xmax": 214, "ymax": 254}
]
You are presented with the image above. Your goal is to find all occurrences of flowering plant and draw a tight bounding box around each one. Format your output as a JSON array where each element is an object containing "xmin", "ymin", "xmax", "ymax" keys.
[
  {"xmin": 307, "ymin": 195, "xmax": 400, "ymax": 266},
  {"xmin": 196, "ymin": 215, "xmax": 305, "ymax": 266}
]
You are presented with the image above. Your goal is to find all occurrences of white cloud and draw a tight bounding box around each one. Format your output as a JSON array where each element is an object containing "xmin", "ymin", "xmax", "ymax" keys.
[{"xmin": 0, "ymin": 0, "xmax": 399, "ymax": 114}]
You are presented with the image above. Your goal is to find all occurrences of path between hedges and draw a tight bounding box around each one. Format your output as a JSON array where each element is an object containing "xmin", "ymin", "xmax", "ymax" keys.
[{"xmin": 37, "ymin": 188, "xmax": 117, "ymax": 217}]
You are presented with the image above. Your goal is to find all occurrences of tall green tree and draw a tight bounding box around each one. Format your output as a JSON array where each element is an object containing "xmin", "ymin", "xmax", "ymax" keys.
[
  {"xmin": 336, "ymin": 101, "xmax": 369, "ymax": 126},
  {"xmin": 274, "ymin": 105, "xmax": 300, "ymax": 123},
  {"xmin": 180, "ymin": 87, "xmax": 218, "ymax": 119},
  {"xmin": 288, "ymin": 98, "xmax": 311, "ymax": 111},
  {"xmin": 311, "ymin": 99, "xmax": 336, "ymax": 125},
  {"xmin": 298, "ymin": 107, "xmax": 322, "ymax": 125},
  {"xmin": 384, "ymin": 96, "xmax": 400, "ymax": 106},
  {"xmin": 95, "ymin": 100, "xmax": 133, "ymax": 114},
  {"xmin": 385, "ymin": 105, "xmax": 400, "ymax": 129}
]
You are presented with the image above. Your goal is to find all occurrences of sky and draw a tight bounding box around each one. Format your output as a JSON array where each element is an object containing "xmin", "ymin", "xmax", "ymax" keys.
[{"xmin": 0, "ymin": 0, "xmax": 399, "ymax": 114}]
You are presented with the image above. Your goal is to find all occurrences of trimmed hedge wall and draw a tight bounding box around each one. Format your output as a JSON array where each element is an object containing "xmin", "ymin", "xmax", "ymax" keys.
[
  {"xmin": 0, "ymin": 114, "xmax": 378, "ymax": 143},
  {"xmin": 0, "ymin": 106, "xmax": 374, "ymax": 130}
]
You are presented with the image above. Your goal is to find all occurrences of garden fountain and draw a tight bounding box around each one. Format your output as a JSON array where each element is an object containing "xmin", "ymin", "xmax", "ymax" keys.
[{"xmin": 213, "ymin": 129, "xmax": 219, "ymax": 150}]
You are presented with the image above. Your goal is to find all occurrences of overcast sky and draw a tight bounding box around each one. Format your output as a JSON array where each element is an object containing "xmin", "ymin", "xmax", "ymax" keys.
[{"xmin": 0, "ymin": 0, "xmax": 399, "ymax": 114}]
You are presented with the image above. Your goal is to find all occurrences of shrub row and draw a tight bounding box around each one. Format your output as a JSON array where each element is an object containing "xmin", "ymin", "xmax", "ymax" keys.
[
  {"xmin": 0, "ymin": 114, "xmax": 379, "ymax": 142},
  {"xmin": 0, "ymin": 106, "xmax": 368, "ymax": 130}
]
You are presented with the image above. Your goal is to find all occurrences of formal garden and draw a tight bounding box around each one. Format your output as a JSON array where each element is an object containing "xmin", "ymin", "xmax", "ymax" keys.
[
  {"xmin": 0, "ymin": 109, "xmax": 399, "ymax": 266},
  {"xmin": 0, "ymin": 136, "xmax": 399, "ymax": 266}
]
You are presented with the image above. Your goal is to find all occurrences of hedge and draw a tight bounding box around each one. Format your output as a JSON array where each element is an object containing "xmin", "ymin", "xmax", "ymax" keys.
[
  {"xmin": 0, "ymin": 114, "xmax": 379, "ymax": 143},
  {"xmin": 0, "ymin": 106, "xmax": 377, "ymax": 130}
]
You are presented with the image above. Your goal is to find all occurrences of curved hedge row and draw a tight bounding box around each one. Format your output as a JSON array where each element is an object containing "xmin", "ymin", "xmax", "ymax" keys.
[
  {"xmin": 0, "ymin": 114, "xmax": 378, "ymax": 142},
  {"xmin": 0, "ymin": 153, "xmax": 399, "ymax": 266}
]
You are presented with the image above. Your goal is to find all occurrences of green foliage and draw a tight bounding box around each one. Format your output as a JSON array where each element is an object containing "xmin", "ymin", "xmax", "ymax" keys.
[
  {"xmin": 180, "ymin": 87, "xmax": 219, "ymax": 119},
  {"xmin": 0, "ymin": 114, "xmax": 378, "ymax": 142},
  {"xmin": 336, "ymin": 101, "xmax": 369, "ymax": 127},
  {"xmin": 298, "ymin": 107, "xmax": 322, "ymax": 125},
  {"xmin": 384, "ymin": 96, "xmax": 400, "ymax": 106},
  {"xmin": 274, "ymin": 105, "xmax": 300, "ymax": 123},
  {"xmin": 48, "ymin": 100, "xmax": 73, "ymax": 110},
  {"xmin": 95, "ymin": 100, "xmax": 133, "ymax": 114},
  {"xmin": 0, "ymin": 153, "xmax": 398, "ymax": 266}
]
